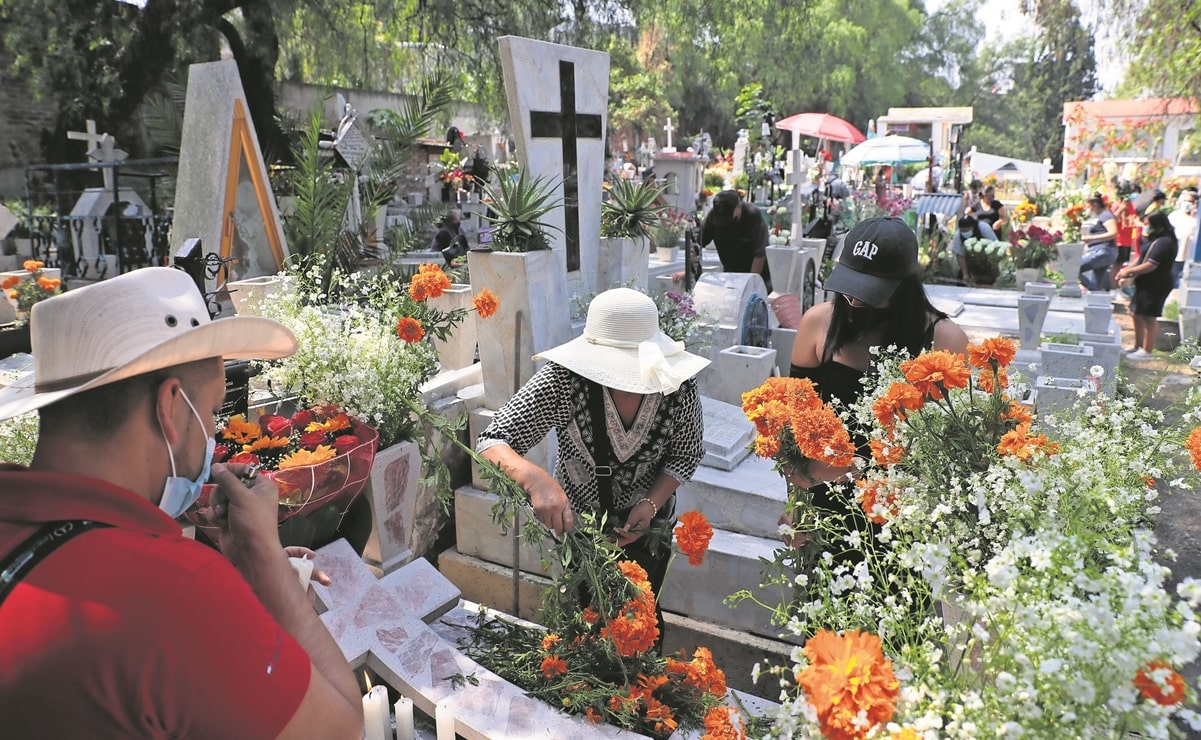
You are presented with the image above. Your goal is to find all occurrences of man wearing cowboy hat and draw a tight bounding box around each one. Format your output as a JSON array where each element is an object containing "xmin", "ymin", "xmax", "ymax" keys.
[{"xmin": 0, "ymin": 268, "xmax": 361, "ymax": 738}]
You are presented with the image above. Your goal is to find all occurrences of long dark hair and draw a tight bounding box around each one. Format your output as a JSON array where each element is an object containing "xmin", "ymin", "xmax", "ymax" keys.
[
  {"xmin": 823, "ymin": 275, "xmax": 948, "ymax": 361},
  {"xmin": 1143, "ymin": 210, "xmax": 1174, "ymax": 242}
]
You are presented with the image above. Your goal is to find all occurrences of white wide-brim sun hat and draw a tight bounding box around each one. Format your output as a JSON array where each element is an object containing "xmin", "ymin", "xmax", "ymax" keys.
[
  {"xmin": 535, "ymin": 287, "xmax": 709, "ymax": 395},
  {"xmin": 0, "ymin": 267, "xmax": 296, "ymax": 419}
]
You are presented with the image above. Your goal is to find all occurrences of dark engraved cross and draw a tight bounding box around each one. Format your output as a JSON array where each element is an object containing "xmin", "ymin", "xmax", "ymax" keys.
[{"xmin": 528, "ymin": 59, "xmax": 604, "ymax": 273}]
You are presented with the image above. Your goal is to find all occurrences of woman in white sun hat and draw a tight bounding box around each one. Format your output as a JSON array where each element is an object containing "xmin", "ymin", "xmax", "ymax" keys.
[{"xmin": 477, "ymin": 287, "xmax": 709, "ymax": 639}]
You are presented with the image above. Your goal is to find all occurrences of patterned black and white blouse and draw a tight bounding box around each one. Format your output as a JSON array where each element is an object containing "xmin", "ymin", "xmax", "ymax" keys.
[{"xmin": 476, "ymin": 361, "xmax": 705, "ymax": 514}]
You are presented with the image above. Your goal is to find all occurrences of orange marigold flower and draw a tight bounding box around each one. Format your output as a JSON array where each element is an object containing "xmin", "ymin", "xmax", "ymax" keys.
[
  {"xmin": 541, "ymin": 633, "xmax": 561, "ymax": 652},
  {"xmin": 667, "ymin": 646, "xmax": 728, "ymax": 698},
  {"xmin": 602, "ymin": 592, "xmax": 658, "ymax": 657},
  {"xmin": 753, "ymin": 435, "xmax": 781, "ymax": 458},
  {"xmin": 997, "ymin": 422, "xmax": 1057, "ymax": 462},
  {"xmin": 396, "ymin": 316, "xmax": 425, "ymax": 343},
  {"xmin": 277, "ymin": 445, "xmax": 337, "ymax": 469},
  {"xmin": 967, "ymin": 337, "xmax": 1017, "ymax": 370},
  {"xmin": 790, "ymin": 405, "xmax": 856, "ymax": 466},
  {"xmin": 674, "ymin": 510, "xmax": 714, "ymax": 566},
  {"xmin": 872, "ymin": 382, "xmax": 924, "ymax": 429},
  {"xmin": 6, "ymin": 290, "xmax": 17, "ymax": 300},
  {"xmin": 305, "ymin": 414, "xmax": 352, "ymax": 434},
  {"xmin": 581, "ymin": 606, "xmax": 600, "ymax": 625},
  {"xmin": 643, "ymin": 695, "xmax": 677, "ymax": 735},
  {"xmin": 1002, "ymin": 400, "xmax": 1034, "ymax": 425},
  {"xmin": 702, "ymin": 706, "xmax": 744, "ymax": 740},
  {"xmin": 975, "ymin": 368, "xmax": 1009, "ymax": 394},
  {"xmin": 221, "ymin": 414, "xmax": 262, "ymax": 445},
  {"xmin": 473, "ymin": 287, "xmax": 499, "ymax": 318},
  {"xmin": 869, "ymin": 437, "xmax": 905, "ymax": 468},
  {"xmin": 583, "ymin": 706, "xmax": 602, "ymax": 724},
  {"xmin": 858, "ymin": 479, "xmax": 898, "ymax": 524},
  {"xmin": 244, "ymin": 435, "xmax": 290, "ymax": 454},
  {"xmin": 797, "ymin": 629, "xmax": 899, "ymax": 740},
  {"xmin": 0, "ymin": 276, "xmax": 18, "ymax": 290},
  {"xmin": 37, "ymin": 277, "xmax": 61, "ymax": 291},
  {"xmin": 900, "ymin": 350, "xmax": 971, "ymax": 400},
  {"xmin": 22, "ymin": 260, "xmax": 43, "ymax": 272},
  {"xmin": 618, "ymin": 560, "xmax": 651, "ymax": 591},
  {"xmin": 540, "ymin": 654, "xmax": 568, "ymax": 680},
  {"xmin": 418, "ymin": 263, "xmax": 442, "ymax": 274},
  {"xmin": 1186, "ymin": 427, "xmax": 1201, "ymax": 471},
  {"xmin": 409, "ymin": 269, "xmax": 452, "ymax": 301},
  {"xmin": 1134, "ymin": 659, "xmax": 1186, "ymax": 706},
  {"xmin": 409, "ymin": 277, "xmax": 431, "ymax": 302}
]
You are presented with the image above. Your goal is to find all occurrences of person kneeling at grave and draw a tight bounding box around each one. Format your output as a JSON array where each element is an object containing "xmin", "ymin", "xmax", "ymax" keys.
[
  {"xmin": 477, "ymin": 287, "xmax": 709, "ymax": 645},
  {"xmin": 0, "ymin": 268, "xmax": 362, "ymax": 739}
]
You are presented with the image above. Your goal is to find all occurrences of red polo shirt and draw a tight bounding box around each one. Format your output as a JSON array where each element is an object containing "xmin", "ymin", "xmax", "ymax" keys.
[{"xmin": 0, "ymin": 465, "xmax": 311, "ymax": 738}]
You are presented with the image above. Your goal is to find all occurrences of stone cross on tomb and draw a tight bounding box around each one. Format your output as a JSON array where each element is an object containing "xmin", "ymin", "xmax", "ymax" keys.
[
  {"xmin": 663, "ymin": 118, "xmax": 674, "ymax": 150},
  {"xmin": 311, "ymin": 539, "xmax": 632, "ymax": 739},
  {"xmin": 68, "ymin": 120, "xmax": 128, "ymax": 191},
  {"xmin": 528, "ymin": 60, "xmax": 603, "ymax": 273}
]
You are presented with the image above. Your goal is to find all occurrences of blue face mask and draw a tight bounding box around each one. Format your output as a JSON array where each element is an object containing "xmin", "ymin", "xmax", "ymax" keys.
[{"xmin": 158, "ymin": 390, "xmax": 215, "ymax": 519}]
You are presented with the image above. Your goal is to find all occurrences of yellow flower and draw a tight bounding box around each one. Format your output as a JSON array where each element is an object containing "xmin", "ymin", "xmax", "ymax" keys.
[
  {"xmin": 221, "ymin": 415, "xmax": 262, "ymax": 445},
  {"xmin": 277, "ymin": 445, "xmax": 337, "ymax": 469}
]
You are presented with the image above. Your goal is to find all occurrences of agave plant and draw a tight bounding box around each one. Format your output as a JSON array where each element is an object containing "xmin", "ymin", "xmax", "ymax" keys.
[
  {"xmin": 600, "ymin": 178, "xmax": 667, "ymax": 240},
  {"xmin": 478, "ymin": 170, "xmax": 561, "ymax": 252}
]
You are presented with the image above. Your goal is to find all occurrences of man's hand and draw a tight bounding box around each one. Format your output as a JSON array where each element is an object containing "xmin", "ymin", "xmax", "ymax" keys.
[
  {"xmin": 284, "ymin": 546, "xmax": 332, "ymax": 587},
  {"xmin": 208, "ymin": 462, "xmax": 285, "ymax": 567}
]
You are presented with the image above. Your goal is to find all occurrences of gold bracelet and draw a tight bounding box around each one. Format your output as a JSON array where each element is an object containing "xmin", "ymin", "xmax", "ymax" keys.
[{"xmin": 634, "ymin": 497, "xmax": 659, "ymax": 518}]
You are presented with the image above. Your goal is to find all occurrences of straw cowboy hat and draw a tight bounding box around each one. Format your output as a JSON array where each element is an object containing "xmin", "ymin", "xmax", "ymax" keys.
[
  {"xmin": 0, "ymin": 267, "xmax": 296, "ymax": 419},
  {"xmin": 535, "ymin": 287, "xmax": 709, "ymax": 395}
]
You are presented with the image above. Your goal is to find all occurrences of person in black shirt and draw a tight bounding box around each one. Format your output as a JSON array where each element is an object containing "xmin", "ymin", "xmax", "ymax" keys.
[
  {"xmin": 429, "ymin": 210, "xmax": 468, "ymax": 266},
  {"xmin": 698, "ymin": 190, "xmax": 771, "ymax": 291},
  {"xmin": 1115, "ymin": 210, "xmax": 1177, "ymax": 358}
]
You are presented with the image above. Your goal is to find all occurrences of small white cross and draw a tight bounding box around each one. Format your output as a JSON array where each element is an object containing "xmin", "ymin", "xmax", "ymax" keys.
[
  {"xmin": 66, "ymin": 119, "xmax": 105, "ymax": 151},
  {"xmin": 663, "ymin": 118, "xmax": 674, "ymax": 150}
]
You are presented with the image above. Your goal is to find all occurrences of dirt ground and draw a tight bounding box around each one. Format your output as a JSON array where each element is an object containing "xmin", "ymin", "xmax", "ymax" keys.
[{"xmin": 1110, "ymin": 302, "xmax": 1201, "ymax": 712}]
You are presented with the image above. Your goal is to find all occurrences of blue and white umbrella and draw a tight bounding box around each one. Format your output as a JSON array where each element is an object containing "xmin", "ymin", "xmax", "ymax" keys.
[{"xmin": 840, "ymin": 135, "xmax": 931, "ymax": 166}]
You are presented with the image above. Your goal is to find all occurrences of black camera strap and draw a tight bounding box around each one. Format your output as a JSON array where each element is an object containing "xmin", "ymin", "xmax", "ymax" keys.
[{"xmin": 0, "ymin": 519, "xmax": 110, "ymax": 609}]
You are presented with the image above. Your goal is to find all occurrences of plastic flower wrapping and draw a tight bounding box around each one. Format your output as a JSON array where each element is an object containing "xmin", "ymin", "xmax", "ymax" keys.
[
  {"xmin": 740, "ymin": 338, "xmax": 1201, "ymax": 738},
  {"xmin": 184, "ymin": 405, "xmax": 378, "ymax": 532}
]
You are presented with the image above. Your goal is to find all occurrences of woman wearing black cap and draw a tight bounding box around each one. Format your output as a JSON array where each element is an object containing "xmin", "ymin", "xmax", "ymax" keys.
[{"xmin": 782, "ymin": 217, "xmax": 968, "ymax": 543}]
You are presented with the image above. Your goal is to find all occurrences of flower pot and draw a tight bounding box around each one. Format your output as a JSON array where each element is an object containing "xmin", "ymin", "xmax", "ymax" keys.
[
  {"xmin": 656, "ymin": 245, "xmax": 679, "ymax": 263},
  {"xmin": 2, "ymin": 268, "xmax": 62, "ymax": 323},
  {"xmin": 1055, "ymin": 242, "xmax": 1084, "ymax": 296},
  {"xmin": 227, "ymin": 274, "xmax": 284, "ymax": 316},
  {"xmin": 1015, "ymin": 267, "xmax": 1042, "ymax": 291},
  {"xmin": 467, "ymin": 249, "xmax": 572, "ymax": 409},
  {"xmin": 597, "ymin": 236, "xmax": 649, "ymax": 291}
]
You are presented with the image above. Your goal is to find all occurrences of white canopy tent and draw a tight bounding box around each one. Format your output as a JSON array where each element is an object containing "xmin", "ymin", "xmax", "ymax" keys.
[{"xmin": 966, "ymin": 150, "xmax": 1051, "ymax": 191}]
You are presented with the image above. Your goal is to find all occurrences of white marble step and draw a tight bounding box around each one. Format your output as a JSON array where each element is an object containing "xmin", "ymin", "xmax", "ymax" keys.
[{"xmin": 677, "ymin": 452, "xmax": 786, "ymax": 540}]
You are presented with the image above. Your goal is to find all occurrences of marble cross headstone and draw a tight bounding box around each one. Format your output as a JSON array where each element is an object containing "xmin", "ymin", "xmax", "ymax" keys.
[
  {"xmin": 68, "ymin": 120, "xmax": 127, "ymax": 191},
  {"xmin": 663, "ymin": 117, "xmax": 674, "ymax": 150},
  {"xmin": 499, "ymin": 37, "xmax": 608, "ymax": 276}
]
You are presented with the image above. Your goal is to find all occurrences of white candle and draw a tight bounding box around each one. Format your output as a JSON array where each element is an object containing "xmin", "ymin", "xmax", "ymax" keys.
[
  {"xmin": 393, "ymin": 696, "xmax": 414, "ymax": 740},
  {"xmin": 435, "ymin": 700, "xmax": 455, "ymax": 740},
  {"xmin": 363, "ymin": 685, "xmax": 389, "ymax": 740}
]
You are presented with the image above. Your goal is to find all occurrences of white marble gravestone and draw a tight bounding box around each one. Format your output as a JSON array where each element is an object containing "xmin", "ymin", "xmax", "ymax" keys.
[
  {"xmin": 172, "ymin": 60, "xmax": 289, "ymax": 290},
  {"xmin": 1056, "ymin": 243, "xmax": 1084, "ymax": 297},
  {"xmin": 499, "ymin": 36, "xmax": 608, "ymax": 294},
  {"xmin": 1017, "ymin": 294, "xmax": 1052, "ymax": 351}
]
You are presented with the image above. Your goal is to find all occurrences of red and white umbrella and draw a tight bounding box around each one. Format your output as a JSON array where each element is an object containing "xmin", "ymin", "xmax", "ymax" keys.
[{"xmin": 775, "ymin": 113, "xmax": 866, "ymax": 144}]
